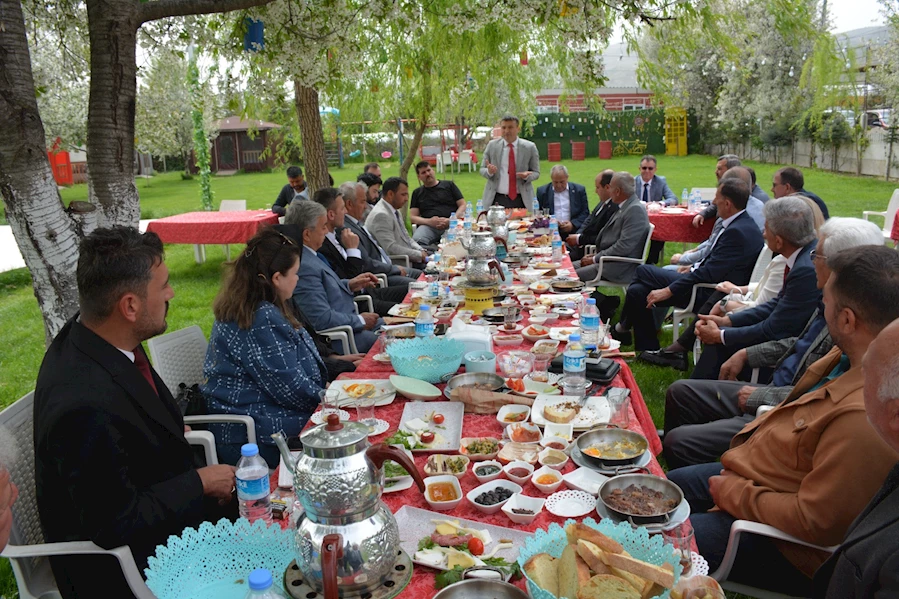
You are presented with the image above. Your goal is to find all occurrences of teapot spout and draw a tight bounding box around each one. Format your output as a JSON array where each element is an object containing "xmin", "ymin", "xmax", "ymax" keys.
[{"xmin": 271, "ymin": 431, "xmax": 295, "ymax": 475}]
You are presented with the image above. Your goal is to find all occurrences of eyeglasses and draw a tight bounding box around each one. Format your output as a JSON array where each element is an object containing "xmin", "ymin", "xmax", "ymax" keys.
[
  {"xmin": 245, "ymin": 230, "xmax": 296, "ymax": 261},
  {"xmin": 640, "ymin": 166, "xmax": 655, "ymax": 171},
  {"xmin": 810, "ymin": 249, "xmax": 826, "ymax": 261}
]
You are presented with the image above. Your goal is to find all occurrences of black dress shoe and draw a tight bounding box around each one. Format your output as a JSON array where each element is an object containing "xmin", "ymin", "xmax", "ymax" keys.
[
  {"xmin": 597, "ymin": 295, "xmax": 621, "ymax": 322},
  {"xmin": 637, "ymin": 349, "xmax": 688, "ymax": 371},
  {"xmin": 609, "ymin": 325, "xmax": 632, "ymax": 346}
]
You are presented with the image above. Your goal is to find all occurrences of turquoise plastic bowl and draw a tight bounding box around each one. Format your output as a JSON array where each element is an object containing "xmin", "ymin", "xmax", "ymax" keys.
[{"xmin": 387, "ymin": 337, "xmax": 465, "ymax": 383}]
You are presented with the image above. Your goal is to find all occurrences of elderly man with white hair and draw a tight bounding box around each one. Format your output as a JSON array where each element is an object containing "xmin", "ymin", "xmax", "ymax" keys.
[
  {"xmin": 662, "ymin": 217, "xmax": 885, "ymax": 469},
  {"xmin": 535, "ymin": 164, "xmax": 589, "ymax": 235}
]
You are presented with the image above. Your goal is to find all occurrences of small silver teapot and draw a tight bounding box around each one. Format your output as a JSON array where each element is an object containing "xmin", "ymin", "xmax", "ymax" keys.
[{"xmin": 466, "ymin": 258, "xmax": 506, "ymax": 286}]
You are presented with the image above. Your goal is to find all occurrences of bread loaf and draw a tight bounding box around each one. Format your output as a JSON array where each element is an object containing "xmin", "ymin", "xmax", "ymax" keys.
[
  {"xmin": 523, "ymin": 552, "xmax": 558, "ymax": 596},
  {"xmin": 569, "ymin": 522, "xmax": 625, "ymax": 554},
  {"xmin": 576, "ymin": 574, "xmax": 641, "ymax": 599},
  {"xmin": 558, "ymin": 544, "xmax": 591, "ymax": 599}
]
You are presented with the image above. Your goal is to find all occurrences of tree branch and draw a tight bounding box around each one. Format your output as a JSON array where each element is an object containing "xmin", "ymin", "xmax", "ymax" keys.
[{"xmin": 139, "ymin": 0, "xmax": 275, "ymax": 25}]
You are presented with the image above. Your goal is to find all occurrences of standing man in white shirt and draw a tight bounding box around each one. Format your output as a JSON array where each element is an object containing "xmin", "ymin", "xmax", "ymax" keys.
[{"xmin": 480, "ymin": 115, "xmax": 540, "ymax": 209}]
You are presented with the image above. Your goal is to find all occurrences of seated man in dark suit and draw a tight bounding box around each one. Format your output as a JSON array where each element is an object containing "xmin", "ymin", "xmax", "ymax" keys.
[
  {"xmin": 566, "ymin": 169, "xmax": 618, "ymax": 261},
  {"xmin": 612, "ymin": 178, "xmax": 764, "ymax": 351},
  {"xmin": 689, "ymin": 196, "xmax": 822, "ymax": 379},
  {"xmin": 535, "ymin": 164, "xmax": 589, "ymax": 236},
  {"xmin": 813, "ymin": 317, "xmax": 899, "ymax": 599},
  {"xmin": 573, "ymin": 171, "xmax": 650, "ymax": 321},
  {"xmin": 339, "ymin": 181, "xmax": 421, "ymax": 285},
  {"xmin": 34, "ymin": 227, "xmax": 237, "ymax": 598},
  {"xmin": 773, "ymin": 166, "xmax": 828, "ymax": 218},
  {"xmin": 635, "ymin": 154, "xmax": 678, "ymax": 264},
  {"xmin": 272, "ymin": 165, "xmax": 309, "ymax": 215},
  {"xmin": 305, "ymin": 187, "xmax": 408, "ymax": 311},
  {"xmin": 748, "ymin": 167, "xmax": 769, "ymax": 203}
]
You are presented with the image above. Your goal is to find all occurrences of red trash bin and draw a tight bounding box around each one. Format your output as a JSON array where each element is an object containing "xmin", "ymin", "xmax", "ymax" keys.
[
  {"xmin": 599, "ymin": 140, "xmax": 612, "ymax": 159},
  {"xmin": 547, "ymin": 142, "xmax": 561, "ymax": 162},
  {"xmin": 571, "ymin": 142, "xmax": 585, "ymax": 161}
]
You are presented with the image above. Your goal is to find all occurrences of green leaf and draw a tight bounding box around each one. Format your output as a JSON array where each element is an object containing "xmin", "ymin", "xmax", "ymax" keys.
[{"xmin": 435, "ymin": 566, "xmax": 464, "ymax": 589}]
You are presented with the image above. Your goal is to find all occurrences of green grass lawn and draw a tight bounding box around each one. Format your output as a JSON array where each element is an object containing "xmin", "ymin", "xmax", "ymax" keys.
[{"xmin": 0, "ymin": 154, "xmax": 895, "ymax": 596}]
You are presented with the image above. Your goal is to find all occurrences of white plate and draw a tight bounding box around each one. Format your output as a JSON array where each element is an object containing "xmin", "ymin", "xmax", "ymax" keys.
[
  {"xmin": 595, "ymin": 496, "xmax": 692, "ymax": 532},
  {"xmin": 398, "ymin": 401, "xmax": 464, "ymax": 452},
  {"xmin": 310, "ymin": 409, "xmax": 351, "ymax": 425},
  {"xmin": 329, "ymin": 380, "xmax": 396, "ymax": 407},
  {"xmin": 387, "ymin": 303, "xmax": 420, "ymax": 317},
  {"xmin": 373, "ymin": 352, "xmax": 392, "ymax": 363},
  {"xmin": 389, "ymin": 375, "xmax": 443, "ymax": 401},
  {"xmin": 562, "ymin": 467, "xmax": 610, "ymax": 496},
  {"xmin": 364, "ymin": 418, "xmax": 390, "ymax": 436},
  {"xmin": 507, "ymin": 373, "xmax": 562, "ymax": 398},
  {"xmin": 598, "ymin": 339, "xmax": 622, "ymax": 352},
  {"xmin": 521, "ymin": 325, "xmax": 551, "ymax": 342},
  {"xmin": 549, "ymin": 326, "xmax": 579, "ymax": 341},
  {"xmin": 383, "ymin": 476, "xmax": 415, "ymax": 493},
  {"xmin": 685, "ymin": 553, "xmax": 710, "ymax": 578},
  {"xmin": 545, "ymin": 490, "xmax": 596, "ymax": 518},
  {"xmin": 395, "ymin": 505, "xmax": 531, "ymax": 571},
  {"xmin": 530, "ymin": 395, "xmax": 611, "ymax": 430}
]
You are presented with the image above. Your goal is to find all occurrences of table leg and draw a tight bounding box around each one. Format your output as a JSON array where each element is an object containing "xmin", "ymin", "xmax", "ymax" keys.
[{"xmin": 193, "ymin": 244, "xmax": 206, "ymax": 264}]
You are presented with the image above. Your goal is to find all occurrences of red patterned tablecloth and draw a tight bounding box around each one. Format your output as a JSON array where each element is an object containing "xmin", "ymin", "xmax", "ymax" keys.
[
  {"xmin": 649, "ymin": 209, "xmax": 715, "ymax": 243},
  {"xmin": 146, "ymin": 210, "xmax": 280, "ymax": 244}
]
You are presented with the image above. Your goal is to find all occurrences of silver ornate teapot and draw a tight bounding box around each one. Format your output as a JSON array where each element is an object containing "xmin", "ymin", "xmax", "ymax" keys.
[
  {"xmin": 479, "ymin": 205, "xmax": 510, "ymax": 242},
  {"xmin": 274, "ymin": 415, "xmax": 424, "ymax": 598},
  {"xmin": 466, "ymin": 258, "xmax": 506, "ymax": 286}
]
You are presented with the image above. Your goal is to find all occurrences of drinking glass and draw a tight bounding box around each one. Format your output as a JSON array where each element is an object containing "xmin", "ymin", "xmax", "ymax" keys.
[
  {"xmin": 502, "ymin": 305, "xmax": 521, "ymax": 331},
  {"xmin": 607, "ymin": 392, "xmax": 631, "ymax": 428},
  {"xmin": 663, "ymin": 525, "xmax": 694, "ymax": 577},
  {"xmin": 318, "ymin": 388, "xmax": 341, "ymax": 418},
  {"xmin": 531, "ymin": 354, "xmax": 553, "ymax": 383},
  {"xmin": 354, "ymin": 393, "xmax": 378, "ymax": 433}
]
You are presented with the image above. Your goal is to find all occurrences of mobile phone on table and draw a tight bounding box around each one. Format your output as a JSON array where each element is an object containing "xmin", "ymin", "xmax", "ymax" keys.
[{"xmin": 434, "ymin": 323, "xmax": 448, "ymax": 336}]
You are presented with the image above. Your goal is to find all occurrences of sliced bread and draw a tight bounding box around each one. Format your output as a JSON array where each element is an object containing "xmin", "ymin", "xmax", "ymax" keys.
[
  {"xmin": 523, "ymin": 552, "xmax": 558, "ymax": 597},
  {"xmin": 570, "ymin": 522, "xmax": 625, "ymax": 554},
  {"xmin": 558, "ymin": 544, "xmax": 591, "ymax": 599},
  {"xmin": 543, "ymin": 403, "xmax": 578, "ymax": 423},
  {"xmin": 601, "ymin": 551, "xmax": 676, "ymax": 589},
  {"xmin": 577, "ymin": 574, "xmax": 641, "ymax": 599}
]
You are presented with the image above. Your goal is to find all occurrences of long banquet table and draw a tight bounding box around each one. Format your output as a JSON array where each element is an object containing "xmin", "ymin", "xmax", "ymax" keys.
[
  {"xmin": 146, "ymin": 209, "xmax": 280, "ymax": 263},
  {"xmin": 272, "ymin": 251, "xmax": 687, "ymax": 597},
  {"xmin": 649, "ymin": 208, "xmax": 715, "ymax": 244}
]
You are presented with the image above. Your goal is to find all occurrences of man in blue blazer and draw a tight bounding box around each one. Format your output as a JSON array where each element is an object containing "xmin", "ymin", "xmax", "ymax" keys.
[
  {"xmin": 613, "ymin": 178, "xmax": 764, "ymax": 351},
  {"xmin": 690, "ymin": 196, "xmax": 821, "ymax": 379},
  {"xmin": 290, "ymin": 201, "xmax": 383, "ymax": 354},
  {"xmin": 635, "ymin": 155, "xmax": 678, "ymax": 264},
  {"xmin": 535, "ymin": 164, "xmax": 589, "ymax": 236}
]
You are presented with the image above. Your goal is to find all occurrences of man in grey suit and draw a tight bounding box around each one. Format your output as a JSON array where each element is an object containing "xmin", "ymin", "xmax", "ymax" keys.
[
  {"xmin": 813, "ymin": 318, "xmax": 899, "ymax": 599},
  {"xmin": 366, "ymin": 177, "xmax": 429, "ymax": 270},
  {"xmin": 291, "ymin": 201, "xmax": 383, "ymax": 354},
  {"xmin": 480, "ymin": 115, "xmax": 540, "ymax": 209},
  {"xmin": 575, "ymin": 172, "xmax": 651, "ymax": 321},
  {"xmin": 338, "ymin": 181, "xmax": 420, "ymax": 286}
]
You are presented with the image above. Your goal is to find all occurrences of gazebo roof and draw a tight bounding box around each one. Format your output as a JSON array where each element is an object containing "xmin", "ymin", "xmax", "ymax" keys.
[{"xmin": 214, "ymin": 116, "xmax": 282, "ymax": 132}]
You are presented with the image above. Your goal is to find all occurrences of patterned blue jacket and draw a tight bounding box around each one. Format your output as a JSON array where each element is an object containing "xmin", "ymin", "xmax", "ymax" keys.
[{"xmin": 202, "ymin": 302, "xmax": 325, "ymax": 451}]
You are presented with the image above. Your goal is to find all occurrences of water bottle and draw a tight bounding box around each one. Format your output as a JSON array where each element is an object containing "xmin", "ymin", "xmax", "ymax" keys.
[
  {"xmin": 694, "ymin": 190, "xmax": 704, "ymax": 208},
  {"xmin": 244, "ymin": 569, "xmax": 287, "ymax": 599},
  {"xmin": 580, "ymin": 298, "xmax": 600, "ymax": 351},
  {"xmin": 449, "ymin": 215, "xmax": 458, "ymax": 233},
  {"xmin": 476, "ymin": 199, "xmax": 483, "ymax": 214},
  {"xmin": 415, "ymin": 304, "xmax": 435, "ymax": 337},
  {"xmin": 465, "ymin": 202, "xmax": 473, "ymax": 220},
  {"xmin": 563, "ymin": 333, "xmax": 587, "ymax": 392},
  {"xmin": 236, "ymin": 443, "xmax": 272, "ymax": 525},
  {"xmin": 532, "ymin": 198, "xmax": 540, "ymax": 216},
  {"xmin": 551, "ymin": 230, "xmax": 563, "ymax": 263},
  {"xmin": 428, "ymin": 260, "xmax": 441, "ymax": 298},
  {"xmin": 681, "ymin": 188, "xmax": 689, "ymax": 207}
]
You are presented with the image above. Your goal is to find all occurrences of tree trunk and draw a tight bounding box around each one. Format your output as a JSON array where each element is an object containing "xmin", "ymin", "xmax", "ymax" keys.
[
  {"xmin": 400, "ymin": 119, "xmax": 428, "ymax": 183},
  {"xmin": 85, "ymin": 0, "xmax": 143, "ymax": 227},
  {"xmin": 293, "ymin": 80, "xmax": 330, "ymax": 194},
  {"xmin": 0, "ymin": 0, "xmax": 81, "ymax": 343}
]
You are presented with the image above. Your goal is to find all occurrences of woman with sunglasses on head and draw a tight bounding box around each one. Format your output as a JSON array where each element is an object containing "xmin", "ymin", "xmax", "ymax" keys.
[{"xmin": 202, "ymin": 227, "xmax": 326, "ymax": 468}]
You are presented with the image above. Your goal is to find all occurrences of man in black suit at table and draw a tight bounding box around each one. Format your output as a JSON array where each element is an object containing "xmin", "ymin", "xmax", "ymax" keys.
[
  {"xmin": 535, "ymin": 164, "xmax": 590, "ymax": 236},
  {"xmin": 566, "ymin": 169, "xmax": 618, "ymax": 261},
  {"xmin": 34, "ymin": 227, "xmax": 237, "ymax": 598},
  {"xmin": 613, "ymin": 178, "xmax": 764, "ymax": 351}
]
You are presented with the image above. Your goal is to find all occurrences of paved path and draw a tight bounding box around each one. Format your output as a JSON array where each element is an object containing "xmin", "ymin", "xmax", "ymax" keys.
[{"xmin": 0, "ymin": 220, "xmax": 155, "ymax": 274}]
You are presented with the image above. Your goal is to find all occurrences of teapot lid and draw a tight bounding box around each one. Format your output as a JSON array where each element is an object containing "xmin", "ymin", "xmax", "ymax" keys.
[{"xmin": 301, "ymin": 414, "xmax": 369, "ymax": 452}]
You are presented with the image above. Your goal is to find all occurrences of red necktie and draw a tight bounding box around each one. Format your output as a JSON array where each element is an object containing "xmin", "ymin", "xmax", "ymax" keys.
[
  {"xmin": 508, "ymin": 143, "xmax": 517, "ymax": 200},
  {"xmin": 783, "ymin": 264, "xmax": 791, "ymax": 285},
  {"xmin": 134, "ymin": 347, "xmax": 159, "ymax": 396}
]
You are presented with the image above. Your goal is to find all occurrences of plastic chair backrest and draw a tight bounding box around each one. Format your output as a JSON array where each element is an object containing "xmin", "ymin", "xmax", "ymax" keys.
[
  {"xmin": 441, "ymin": 150, "xmax": 453, "ymax": 164},
  {"xmin": 691, "ymin": 188, "xmax": 717, "ymax": 203},
  {"xmin": 218, "ymin": 200, "xmax": 247, "ymax": 212},
  {"xmin": 147, "ymin": 326, "xmax": 208, "ymax": 396},
  {"xmin": 749, "ymin": 246, "xmax": 773, "ymax": 285},
  {"xmin": 641, "ymin": 223, "xmax": 656, "ymax": 262},
  {"xmin": 458, "ymin": 151, "xmax": 472, "ymax": 165}
]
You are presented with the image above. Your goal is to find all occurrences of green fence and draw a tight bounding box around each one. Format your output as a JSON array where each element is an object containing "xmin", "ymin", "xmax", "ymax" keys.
[{"xmin": 524, "ymin": 109, "xmax": 668, "ymax": 160}]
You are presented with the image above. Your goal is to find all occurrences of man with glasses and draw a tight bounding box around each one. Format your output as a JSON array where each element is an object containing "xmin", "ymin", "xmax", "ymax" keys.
[
  {"xmin": 773, "ymin": 167, "xmax": 829, "ymax": 219},
  {"xmin": 635, "ymin": 155, "xmax": 677, "ymax": 264}
]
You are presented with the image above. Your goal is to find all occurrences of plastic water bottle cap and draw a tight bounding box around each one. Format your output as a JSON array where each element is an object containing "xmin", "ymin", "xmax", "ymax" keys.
[
  {"xmin": 420, "ymin": 304, "xmax": 430, "ymax": 311},
  {"xmin": 240, "ymin": 443, "xmax": 260, "ymax": 457},
  {"xmin": 586, "ymin": 298, "xmax": 596, "ymax": 305},
  {"xmin": 569, "ymin": 333, "xmax": 581, "ymax": 342},
  {"xmin": 248, "ymin": 568, "xmax": 273, "ymax": 590}
]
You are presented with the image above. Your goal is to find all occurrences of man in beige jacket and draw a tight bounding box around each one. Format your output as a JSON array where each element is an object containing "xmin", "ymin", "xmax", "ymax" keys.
[{"xmin": 668, "ymin": 244, "xmax": 899, "ymax": 596}]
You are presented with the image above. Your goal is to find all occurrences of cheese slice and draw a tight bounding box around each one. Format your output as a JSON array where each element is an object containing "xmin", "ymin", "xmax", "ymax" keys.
[{"xmin": 404, "ymin": 417, "xmax": 428, "ymax": 432}]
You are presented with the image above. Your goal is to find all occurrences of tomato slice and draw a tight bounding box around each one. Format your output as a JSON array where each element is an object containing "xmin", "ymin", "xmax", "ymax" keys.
[
  {"xmin": 433, "ymin": 413, "xmax": 445, "ymax": 424},
  {"xmin": 420, "ymin": 431, "xmax": 435, "ymax": 444},
  {"xmin": 467, "ymin": 538, "xmax": 484, "ymax": 556}
]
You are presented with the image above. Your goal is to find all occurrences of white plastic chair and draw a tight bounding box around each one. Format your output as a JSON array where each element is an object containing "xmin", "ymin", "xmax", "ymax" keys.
[
  {"xmin": 691, "ymin": 187, "xmax": 718, "ymax": 203},
  {"xmin": 315, "ymin": 296, "xmax": 373, "ymax": 356},
  {"xmin": 862, "ymin": 188, "xmax": 899, "ymax": 244},
  {"xmin": 435, "ymin": 153, "xmax": 445, "ymax": 173},
  {"xmin": 389, "ymin": 254, "xmax": 411, "ymax": 268},
  {"xmin": 441, "ymin": 151, "xmax": 455, "ymax": 175},
  {"xmin": 218, "ymin": 199, "xmax": 247, "ymax": 260},
  {"xmin": 711, "ymin": 519, "xmax": 837, "ymax": 598},
  {"xmin": 457, "ymin": 151, "xmax": 474, "ymax": 172},
  {"xmin": 582, "ymin": 224, "xmax": 655, "ymax": 293},
  {"xmin": 0, "ymin": 392, "xmax": 156, "ymax": 599},
  {"xmin": 147, "ymin": 325, "xmax": 208, "ymax": 397}
]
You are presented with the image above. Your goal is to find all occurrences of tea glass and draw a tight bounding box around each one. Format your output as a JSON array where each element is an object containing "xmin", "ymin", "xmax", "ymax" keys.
[
  {"xmin": 319, "ymin": 388, "xmax": 341, "ymax": 418},
  {"xmin": 531, "ymin": 354, "xmax": 553, "ymax": 383},
  {"xmin": 663, "ymin": 524, "xmax": 694, "ymax": 577},
  {"xmin": 354, "ymin": 393, "xmax": 379, "ymax": 433},
  {"xmin": 607, "ymin": 393, "xmax": 631, "ymax": 428}
]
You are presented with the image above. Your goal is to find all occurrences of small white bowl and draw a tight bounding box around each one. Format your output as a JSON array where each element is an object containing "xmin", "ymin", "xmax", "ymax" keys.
[
  {"xmin": 503, "ymin": 461, "xmax": 535, "ymax": 485},
  {"xmin": 540, "ymin": 435, "xmax": 570, "ymax": 452},
  {"xmin": 538, "ymin": 447, "xmax": 569, "ymax": 470},
  {"xmin": 506, "ymin": 422, "xmax": 543, "ymax": 444},
  {"xmin": 497, "ymin": 404, "xmax": 531, "ymax": 426},
  {"xmin": 562, "ymin": 467, "xmax": 609, "ymax": 496},
  {"xmin": 501, "ymin": 493, "xmax": 546, "ymax": 525},
  {"xmin": 543, "ymin": 422, "xmax": 574, "ymax": 441},
  {"xmin": 493, "ymin": 333, "xmax": 524, "ymax": 346},
  {"xmin": 423, "ymin": 475, "xmax": 463, "ymax": 511},
  {"xmin": 551, "ymin": 307, "xmax": 576, "ymax": 318},
  {"xmin": 531, "ymin": 465, "xmax": 564, "ymax": 494},
  {"xmin": 423, "ymin": 454, "xmax": 471, "ymax": 479},
  {"xmin": 518, "ymin": 294, "xmax": 537, "ymax": 307},
  {"xmin": 467, "ymin": 479, "xmax": 523, "ymax": 514},
  {"xmin": 472, "ymin": 460, "xmax": 503, "ymax": 483}
]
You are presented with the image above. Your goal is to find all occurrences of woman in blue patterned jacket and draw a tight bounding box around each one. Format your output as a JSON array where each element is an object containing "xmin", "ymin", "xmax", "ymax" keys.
[{"xmin": 203, "ymin": 228, "xmax": 326, "ymax": 467}]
